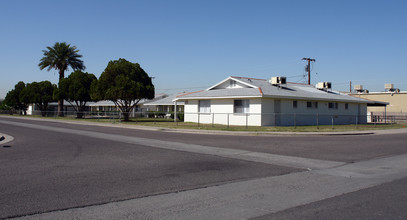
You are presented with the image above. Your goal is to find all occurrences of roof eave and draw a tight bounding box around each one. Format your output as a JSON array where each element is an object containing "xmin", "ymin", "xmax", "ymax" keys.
[{"xmin": 174, "ymin": 95, "xmax": 263, "ymax": 101}]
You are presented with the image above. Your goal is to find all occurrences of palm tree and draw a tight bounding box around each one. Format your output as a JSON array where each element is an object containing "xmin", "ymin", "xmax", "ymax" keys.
[{"xmin": 39, "ymin": 42, "xmax": 85, "ymax": 116}]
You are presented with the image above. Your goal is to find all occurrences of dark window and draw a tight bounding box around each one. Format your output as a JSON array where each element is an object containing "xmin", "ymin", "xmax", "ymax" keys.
[
  {"xmin": 234, "ymin": 99, "xmax": 250, "ymax": 113},
  {"xmin": 293, "ymin": 101, "xmax": 298, "ymax": 108},
  {"xmin": 345, "ymin": 103, "xmax": 349, "ymax": 109},
  {"xmin": 307, "ymin": 101, "xmax": 318, "ymax": 109},
  {"xmin": 329, "ymin": 102, "xmax": 338, "ymax": 109}
]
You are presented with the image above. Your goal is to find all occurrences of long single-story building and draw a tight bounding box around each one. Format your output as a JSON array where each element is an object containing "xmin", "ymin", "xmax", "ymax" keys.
[
  {"xmin": 88, "ymin": 94, "xmax": 168, "ymax": 116},
  {"xmin": 143, "ymin": 93, "xmax": 185, "ymax": 113},
  {"xmin": 174, "ymin": 76, "xmax": 385, "ymax": 126}
]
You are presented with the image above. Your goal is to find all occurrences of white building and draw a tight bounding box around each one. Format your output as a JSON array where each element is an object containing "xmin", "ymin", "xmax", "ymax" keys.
[{"xmin": 174, "ymin": 76, "xmax": 383, "ymax": 126}]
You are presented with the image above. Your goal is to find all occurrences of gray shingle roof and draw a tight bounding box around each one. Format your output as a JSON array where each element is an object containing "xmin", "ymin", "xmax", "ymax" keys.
[
  {"xmin": 175, "ymin": 76, "xmax": 372, "ymax": 103},
  {"xmin": 144, "ymin": 94, "xmax": 185, "ymax": 106}
]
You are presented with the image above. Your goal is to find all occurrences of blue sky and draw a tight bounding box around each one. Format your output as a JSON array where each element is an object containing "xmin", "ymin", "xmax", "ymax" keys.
[{"xmin": 1, "ymin": 0, "xmax": 406, "ymax": 99}]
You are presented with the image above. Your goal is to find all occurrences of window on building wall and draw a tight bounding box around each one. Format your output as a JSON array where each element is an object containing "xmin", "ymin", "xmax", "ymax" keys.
[
  {"xmin": 199, "ymin": 100, "xmax": 211, "ymax": 113},
  {"xmin": 329, "ymin": 102, "xmax": 338, "ymax": 109},
  {"xmin": 345, "ymin": 103, "xmax": 349, "ymax": 110},
  {"xmin": 293, "ymin": 101, "xmax": 298, "ymax": 108},
  {"xmin": 229, "ymin": 80, "xmax": 237, "ymax": 88},
  {"xmin": 307, "ymin": 101, "xmax": 318, "ymax": 108},
  {"xmin": 234, "ymin": 99, "xmax": 250, "ymax": 113}
]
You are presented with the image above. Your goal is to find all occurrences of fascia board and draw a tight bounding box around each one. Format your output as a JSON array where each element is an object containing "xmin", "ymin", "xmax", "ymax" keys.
[
  {"xmin": 145, "ymin": 102, "xmax": 185, "ymax": 106},
  {"xmin": 262, "ymin": 95, "xmax": 371, "ymax": 103},
  {"xmin": 174, "ymin": 95, "xmax": 262, "ymax": 101},
  {"xmin": 206, "ymin": 77, "xmax": 233, "ymax": 91},
  {"xmin": 206, "ymin": 76, "xmax": 257, "ymax": 91},
  {"xmin": 231, "ymin": 78, "xmax": 258, "ymax": 89}
]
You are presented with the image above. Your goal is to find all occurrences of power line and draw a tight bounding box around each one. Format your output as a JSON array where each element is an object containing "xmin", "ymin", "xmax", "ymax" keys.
[{"xmin": 286, "ymin": 74, "xmax": 306, "ymax": 78}]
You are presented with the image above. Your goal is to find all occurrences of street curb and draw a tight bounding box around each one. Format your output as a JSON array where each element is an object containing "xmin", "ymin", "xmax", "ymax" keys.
[
  {"xmin": 1, "ymin": 115, "xmax": 406, "ymax": 137},
  {"xmin": 0, "ymin": 133, "xmax": 14, "ymax": 145}
]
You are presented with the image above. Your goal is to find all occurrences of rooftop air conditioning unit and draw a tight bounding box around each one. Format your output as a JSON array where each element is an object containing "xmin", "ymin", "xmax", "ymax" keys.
[
  {"xmin": 354, "ymin": 85, "xmax": 363, "ymax": 91},
  {"xmin": 317, "ymin": 82, "xmax": 332, "ymax": 90},
  {"xmin": 270, "ymin": 76, "xmax": 287, "ymax": 85},
  {"xmin": 385, "ymin": 83, "xmax": 394, "ymax": 90}
]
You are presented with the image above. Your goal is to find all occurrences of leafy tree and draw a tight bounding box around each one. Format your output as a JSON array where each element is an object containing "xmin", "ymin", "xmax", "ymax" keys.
[
  {"xmin": 39, "ymin": 42, "xmax": 85, "ymax": 116},
  {"xmin": 92, "ymin": 58, "xmax": 154, "ymax": 121},
  {"xmin": 0, "ymin": 99, "xmax": 10, "ymax": 111},
  {"xmin": 57, "ymin": 70, "xmax": 97, "ymax": 118},
  {"xmin": 20, "ymin": 81, "xmax": 56, "ymax": 116},
  {"xmin": 4, "ymin": 81, "xmax": 28, "ymax": 115}
]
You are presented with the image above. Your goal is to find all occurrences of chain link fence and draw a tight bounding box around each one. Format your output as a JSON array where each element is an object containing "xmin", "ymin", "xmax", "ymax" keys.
[
  {"xmin": 183, "ymin": 112, "xmax": 376, "ymax": 128},
  {"xmin": 1, "ymin": 110, "xmax": 404, "ymax": 128}
]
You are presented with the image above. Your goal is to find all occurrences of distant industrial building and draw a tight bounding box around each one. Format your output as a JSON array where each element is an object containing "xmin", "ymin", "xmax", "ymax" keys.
[{"xmin": 350, "ymin": 83, "xmax": 406, "ymax": 122}]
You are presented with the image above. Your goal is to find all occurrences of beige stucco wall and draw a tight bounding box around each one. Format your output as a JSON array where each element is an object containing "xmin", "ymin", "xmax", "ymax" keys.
[{"xmin": 351, "ymin": 92, "xmax": 407, "ymax": 114}]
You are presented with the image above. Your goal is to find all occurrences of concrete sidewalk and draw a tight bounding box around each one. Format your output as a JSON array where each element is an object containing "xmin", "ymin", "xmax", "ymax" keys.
[
  {"xmin": 0, "ymin": 132, "xmax": 14, "ymax": 145},
  {"xmin": 1, "ymin": 115, "xmax": 406, "ymax": 136}
]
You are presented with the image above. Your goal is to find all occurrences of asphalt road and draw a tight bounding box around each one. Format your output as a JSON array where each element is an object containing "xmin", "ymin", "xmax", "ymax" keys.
[
  {"xmin": 3, "ymin": 117, "xmax": 407, "ymax": 163},
  {"xmin": 253, "ymin": 176, "xmax": 407, "ymax": 220},
  {"xmin": 1, "ymin": 116, "xmax": 407, "ymax": 219},
  {"xmin": 0, "ymin": 117, "xmax": 298, "ymax": 218}
]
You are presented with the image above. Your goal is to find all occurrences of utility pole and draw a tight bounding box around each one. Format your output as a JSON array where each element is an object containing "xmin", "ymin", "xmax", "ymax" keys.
[
  {"xmin": 349, "ymin": 81, "xmax": 352, "ymax": 93},
  {"xmin": 302, "ymin": 58, "xmax": 316, "ymax": 85}
]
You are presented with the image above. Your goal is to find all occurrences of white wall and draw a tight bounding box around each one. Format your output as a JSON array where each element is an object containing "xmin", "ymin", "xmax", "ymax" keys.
[
  {"xmin": 184, "ymin": 98, "xmax": 262, "ymax": 126},
  {"xmin": 265, "ymin": 99, "xmax": 367, "ymax": 126},
  {"xmin": 184, "ymin": 98, "xmax": 367, "ymax": 126}
]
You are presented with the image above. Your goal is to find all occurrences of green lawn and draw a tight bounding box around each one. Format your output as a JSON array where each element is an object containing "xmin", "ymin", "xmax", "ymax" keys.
[{"xmin": 4, "ymin": 114, "xmax": 406, "ymax": 132}]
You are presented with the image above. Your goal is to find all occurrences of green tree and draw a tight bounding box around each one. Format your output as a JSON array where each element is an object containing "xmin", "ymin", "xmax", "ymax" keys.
[
  {"xmin": 20, "ymin": 81, "xmax": 56, "ymax": 116},
  {"xmin": 0, "ymin": 99, "xmax": 10, "ymax": 111},
  {"xmin": 39, "ymin": 42, "xmax": 85, "ymax": 117},
  {"xmin": 57, "ymin": 70, "xmax": 97, "ymax": 118},
  {"xmin": 4, "ymin": 81, "xmax": 28, "ymax": 115},
  {"xmin": 92, "ymin": 58, "xmax": 154, "ymax": 121}
]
